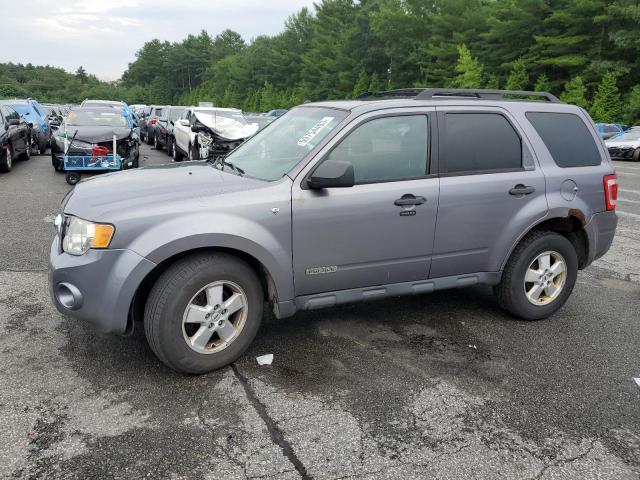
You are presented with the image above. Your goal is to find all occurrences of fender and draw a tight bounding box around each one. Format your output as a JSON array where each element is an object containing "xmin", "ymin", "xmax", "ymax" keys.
[{"xmin": 126, "ymin": 211, "xmax": 294, "ymax": 302}]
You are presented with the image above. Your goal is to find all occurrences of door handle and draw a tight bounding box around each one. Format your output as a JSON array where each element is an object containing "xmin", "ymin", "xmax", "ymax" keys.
[
  {"xmin": 394, "ymin": 194, "xmax": 427, "ymax": 206},
  {"xmin": 509, "ymin": 184, "xmax": 536, "ymax": 196}
]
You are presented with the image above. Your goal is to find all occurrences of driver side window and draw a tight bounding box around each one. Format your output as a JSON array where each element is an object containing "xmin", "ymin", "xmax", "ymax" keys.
[{"xmin": 326, "ymin": 115, "xmax": 429, "ymax": 184}]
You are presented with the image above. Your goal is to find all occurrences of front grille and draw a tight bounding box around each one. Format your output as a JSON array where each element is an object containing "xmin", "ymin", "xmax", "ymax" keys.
[{"xmin": 608, "ymin": 147, "xmax": 634, "ymax": 160}]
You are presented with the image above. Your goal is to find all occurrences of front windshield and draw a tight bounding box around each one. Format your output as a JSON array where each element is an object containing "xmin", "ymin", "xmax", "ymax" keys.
[
  {"xmin": 226, "ymin": 107, "xmax": 347, "ymax": 181},
  {"xmin": 66, "ymin": 110, "xmax": 129, "ymax": 127},
  {"xmin": 610, "ymin": 130, "xmax": 640, "ymax": 141},
  {"xmin": 194, "ymin": 109, "xmax": 248, "ymax": 125}
]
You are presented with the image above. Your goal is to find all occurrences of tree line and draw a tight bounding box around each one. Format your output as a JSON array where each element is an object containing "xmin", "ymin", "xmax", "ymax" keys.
[{"xmin": 2, "ymin": 0, "xmax": 640, "ymax": 123}]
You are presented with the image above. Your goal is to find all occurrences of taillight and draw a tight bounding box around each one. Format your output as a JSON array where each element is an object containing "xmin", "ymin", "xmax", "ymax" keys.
[
  {"xmin": 603, "ymin": 174, "xmax": 618, "ymax": 211},
  {"xmin": 149, "ymin": 119, "xmax": 157, "ymax": 125}
]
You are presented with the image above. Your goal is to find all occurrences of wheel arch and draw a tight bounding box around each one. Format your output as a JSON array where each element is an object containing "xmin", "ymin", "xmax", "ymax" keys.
[
  {"xmin": 501, "ymin": 213, "xmax": 589, "ymax": 272},
  {"xmin": 128, "ymin": 246, "xmax": 280, "ymax": 330}
]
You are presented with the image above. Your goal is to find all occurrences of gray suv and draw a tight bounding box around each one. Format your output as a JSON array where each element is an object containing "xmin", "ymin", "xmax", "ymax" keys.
[{"xmin": 49, "ymin": 89, "xmax": 618, "ymax": 374}]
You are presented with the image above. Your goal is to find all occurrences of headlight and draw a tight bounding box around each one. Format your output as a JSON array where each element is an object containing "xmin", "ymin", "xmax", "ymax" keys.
[{"xmin": 62, "ymin": 216, "xmax": 114, "ymax": 255}]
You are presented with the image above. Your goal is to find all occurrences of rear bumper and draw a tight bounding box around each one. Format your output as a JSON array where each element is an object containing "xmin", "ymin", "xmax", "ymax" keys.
[
  {"xmin": 49, "ymin": 236, "xmax": 156, "ymax": 334},
  {"xmin": 585, "ymin": 210, "xmax": 617, "ymax": 265}
]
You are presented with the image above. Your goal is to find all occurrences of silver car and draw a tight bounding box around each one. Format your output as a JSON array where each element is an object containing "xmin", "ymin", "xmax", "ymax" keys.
[{"xmin": 49, "ymin": 88, "xmax": 618, "ymax": 374}]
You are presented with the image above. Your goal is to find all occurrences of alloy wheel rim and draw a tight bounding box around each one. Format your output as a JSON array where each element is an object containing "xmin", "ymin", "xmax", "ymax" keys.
[
  {"xmin": 524, "ymin": 250, "xmax": 567, "ymax": 306},
  {"xmin": 182, "ymin": 280, "xmax": 248, "ymax": 354}
]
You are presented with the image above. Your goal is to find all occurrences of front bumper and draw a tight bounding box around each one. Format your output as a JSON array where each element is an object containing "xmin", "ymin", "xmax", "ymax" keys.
[
  {"xmin": 49, "ymin": 236, "xmax": 156, "ymax": 334},
  {"xmin": 608, "ymin": 147, "xmax": 638, "ymax": 161},
  {"xmin": 584, "ymin": 210, "xmax": 618, "ymax": 265}
]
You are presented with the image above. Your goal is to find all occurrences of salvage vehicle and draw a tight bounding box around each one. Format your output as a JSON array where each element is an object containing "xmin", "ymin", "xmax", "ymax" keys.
[
  {"xmin": 80, "ymin": 99, "xmax": 137, "ymax": 130},
  {"xmin": 49, "ymin": 88, "xmax": 617, "ymax": 374},
  {"xmin": 50, "ymin": 107, "xmax": 139, "ymax": 173},
  {"xmin": 0, "ymin": 104, "xmax": 32, "ymax": 172},
  {"xmin": 1, "ymin": 98, "xmax": 49, "ymax": 154},
  {"xmin": 605, "ymin": 127, "xmax": 640, "ymax": 161},
  {"xmin": 595, "ymin": 123, "xmax": 625, "ymax": 140},
  {"xmin": 152, "ymin": 106, "xmax": 186, "ymax": 153},
  {"xmin": 138, "ymin": 106, "xmax": 153, "ymax": 142},
  {"xmin": 172, "ymin": 107, "xmax": 258, "ymax": 161},
  {"xmin": 144, "ymin": 106, "xmax": 166, "ymax": 146}
]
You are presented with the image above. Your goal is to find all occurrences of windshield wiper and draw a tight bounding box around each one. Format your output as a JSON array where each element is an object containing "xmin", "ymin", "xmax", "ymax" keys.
[{"xmin": 212, "ymin": 156, "xmax": 244, "ymax": 176}]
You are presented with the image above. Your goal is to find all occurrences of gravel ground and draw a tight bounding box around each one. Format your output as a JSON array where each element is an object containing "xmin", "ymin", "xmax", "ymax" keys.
[{"xmin": 0, "ymin": 144, "xmax": 639, "ymax": 479}]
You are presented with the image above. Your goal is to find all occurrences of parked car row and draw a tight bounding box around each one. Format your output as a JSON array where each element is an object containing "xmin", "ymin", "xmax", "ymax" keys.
[
  {"xmin": 605, "ymin": 127, "xmax": 640, "ymax": 161},
  {"xmin": 0, "ymin": 104, "xmax": 32, "ymax": 172},
  {"xmin": 132, "ymin": 104, "xmax": 269, "ymax": 162}
]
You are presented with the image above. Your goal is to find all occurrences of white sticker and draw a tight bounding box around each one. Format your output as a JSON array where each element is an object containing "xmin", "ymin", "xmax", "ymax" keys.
[{"xmin": 297, "ymin": 117, "xmax": 334, "ymax": 147}]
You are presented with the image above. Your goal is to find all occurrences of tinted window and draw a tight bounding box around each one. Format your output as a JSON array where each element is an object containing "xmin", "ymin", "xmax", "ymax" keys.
[
  {"xmin": 2, "ymin": 106, "xmax": 20, "ymax": 122},
  {"xmin": 526, "ymin": 112, "xmax": 601, "ymax": 167},
  {"xmin": 441, "ymin": 113, "xmax": 522, "ymax": 174},
  {"xmin": 326, "ymin": 115, "xmax": 429, "ymax": 183}
]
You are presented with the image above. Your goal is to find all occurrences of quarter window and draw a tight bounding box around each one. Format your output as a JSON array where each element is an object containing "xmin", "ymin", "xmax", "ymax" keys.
[
  {"xmin": 326, "ymin": 115, "xmax": 429, "ymax": 183},
  {"xmin": 526, "ymin": 112, "xmax": 601, "ymax": 167},
  {"xmin": 441, "ymin": 113, "xmax": 522, "ymax": 174}
]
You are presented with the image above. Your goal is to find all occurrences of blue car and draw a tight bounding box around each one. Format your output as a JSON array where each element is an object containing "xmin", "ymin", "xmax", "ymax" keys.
[
  {"xmin": 595, "ymin": 123, "xmax": 624, "ymax": 140},
  {"xmin": 2, "ymin": 98, "xmax": 50, "ymax": 153}
]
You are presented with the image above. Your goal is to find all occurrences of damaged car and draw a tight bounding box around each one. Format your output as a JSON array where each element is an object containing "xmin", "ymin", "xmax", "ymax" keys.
[
  {"xmin": 50, "ymin": 107, "xmax": 140, "ymax": 172},
  {"xmin": 605, "ymin": 128, "xmax": 640, "ymax": 162},
  {"xmin": 172, "ymin": 107, "xmax": 259, "ymax": 161}
]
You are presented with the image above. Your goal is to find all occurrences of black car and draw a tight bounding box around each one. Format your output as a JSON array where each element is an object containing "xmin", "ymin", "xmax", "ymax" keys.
[
  {"xmin": 144, "ymin": 106, "xmax": 165, "ymax": 145},
  {"xmin": 138, "ymin": 106, "xmax": 153, "ymax": 141},
  {"xmin": 0, "ymin": 104, "xmax": 32, "ymax": 172},
  {"xmin": 153, "ymin": 106, "xmax": 186, "ymax": 153},
  {"xmin": 50, "ymin": 107, "xmax": 140, "ymax": 172}
]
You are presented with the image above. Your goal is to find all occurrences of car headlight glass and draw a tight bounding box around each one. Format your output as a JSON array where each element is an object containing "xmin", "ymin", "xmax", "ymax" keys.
[{"xmin": 62, "ymin": 216, "xmax": 114, "ymax": 255}]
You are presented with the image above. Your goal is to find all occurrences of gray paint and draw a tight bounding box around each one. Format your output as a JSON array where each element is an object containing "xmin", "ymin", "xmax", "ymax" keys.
[{"xmin": 49, "ymin": 96, "xmax": 617, "ymax": 334}]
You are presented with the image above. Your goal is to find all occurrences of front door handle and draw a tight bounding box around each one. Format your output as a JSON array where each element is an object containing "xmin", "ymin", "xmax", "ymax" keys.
[
  {"xmin": 509, "ymin": 184, "xmax": 536, "ymax": 196},
  {"xmin": 394, "ymin": 194, "xmax": 427, "ymax": 206}
]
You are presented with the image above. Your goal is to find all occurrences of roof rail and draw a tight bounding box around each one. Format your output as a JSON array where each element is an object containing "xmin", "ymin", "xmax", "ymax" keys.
[
  {"xmin": 356, "ymin": 88, "xmax": 424, "ymax": 99},
  {"xmin": 415, "ymin": 88, "xmax": 561, "ymax": 103}
]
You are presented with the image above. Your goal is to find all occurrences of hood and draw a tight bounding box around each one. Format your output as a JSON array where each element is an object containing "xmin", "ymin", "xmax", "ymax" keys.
[
  {"xmin": 57, "ymin": 126, "xmax": 133, "ymax": 144},
  {"xmin": 605, "ymin": 139, "xmax": 640, "ymax": 149},
  {"xmin": 63, "ymin": 161, "xmax": 265, "ymax": 220},
  {"xmin": 193, "ymin": 111, "xmax": 259, "ymax": 140}
]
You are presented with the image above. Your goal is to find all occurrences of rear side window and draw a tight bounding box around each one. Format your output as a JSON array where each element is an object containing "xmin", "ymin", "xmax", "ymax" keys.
[
  {"xmin": 441, "ymin": 113, "xmax": 522, "ymax": 174},
  {"xmin": 526, "ymin": 112, "xmax": 601, "ymax": 167}
]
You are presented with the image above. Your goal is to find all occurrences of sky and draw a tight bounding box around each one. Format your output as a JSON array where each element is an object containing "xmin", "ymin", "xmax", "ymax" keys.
[{"xmin": 1, "ymin": 0, "xmax": 316, "ymax": 81}]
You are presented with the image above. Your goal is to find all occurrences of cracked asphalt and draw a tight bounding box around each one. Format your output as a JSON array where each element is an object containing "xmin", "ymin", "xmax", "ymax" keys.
[{"xmin": 0, "ymin": 144, "xmax": 639, "ymax": 479}]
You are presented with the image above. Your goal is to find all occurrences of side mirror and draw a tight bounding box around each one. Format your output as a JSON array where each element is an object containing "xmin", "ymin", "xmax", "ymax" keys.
[
  {"xmin": 179, "ymin": 119, "xmax": 189, "ymax": 127},
  {"xmin": 8, "ymin": 119, "xmax": 19, "ymax": 126},
  {"xmin": 307, "ymin": 160, "xmax": 355, "ymax": 189}
]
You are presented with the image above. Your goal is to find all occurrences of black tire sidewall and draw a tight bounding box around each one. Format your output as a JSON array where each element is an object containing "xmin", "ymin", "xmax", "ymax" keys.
[
  {"xmin": 505, "ymin": 233, "xmax": 578, "ymax": 320},
  {"xmin": 148, "ymin": 255, "xmax": 263, "ymax": 374}
]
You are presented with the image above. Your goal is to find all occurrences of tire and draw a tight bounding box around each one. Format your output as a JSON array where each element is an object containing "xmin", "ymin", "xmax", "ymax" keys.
[
  {"xmin": 189, "ymin": 143, "xmax": 199, "ymax": 161},
  {"xmin": 146, "ymin": 128, "xmax": 154, "ymax": 145},
  {"xmin": 38, "ymin": 136, "xmax": 47, "ymax": 155},
  {"xmin": 494, "ymin": 231, "xmax": 578, "ymax": 320},
  {"xmin": 144, "ymin": 253, "xmax": 264, "ymax": 374},
  {"xmin": 0, "ymin": 143, "xmax": 13, "ymax": 172},
  {"xmin": 21, "ymin": 141, "xmax": 31, "ymax": 160},
  {"xmin": 172, "ymin": 140, "xmax": 183, "ymax": 162},
  {"xmin": 166, "ymin": 137, "xmax": 173, "ymax": 157},
  {"xmin": 153, "ymin": 132, "xmax": 162, "ymax": 150},
  {"xmin": 66, "ymin": 172, "xmax": 81, "ymax": 185},
  {"xmin": 632, "ymin": 148, "xmax": 640, "ymax": 162},
  {"xmin": 52, "ymin": 154, "xmax": 64, "ymax": 172}
]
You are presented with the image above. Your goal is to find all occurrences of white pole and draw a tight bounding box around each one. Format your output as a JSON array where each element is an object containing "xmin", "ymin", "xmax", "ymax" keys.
[{"xmin": 113, "ymin": 134, "xmax": 117, "ymax": 166}]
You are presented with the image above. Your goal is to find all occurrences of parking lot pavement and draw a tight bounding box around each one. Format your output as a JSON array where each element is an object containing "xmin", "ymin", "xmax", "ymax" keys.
[{"xmin": 0, "ymin": 147, "xmax": 639, "ymax": 479}]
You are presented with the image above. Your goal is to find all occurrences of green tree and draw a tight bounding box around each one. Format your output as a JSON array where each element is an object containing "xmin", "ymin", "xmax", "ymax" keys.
[
  {"xmin": 590, "ymin": 71, "xmax": 622, "ymax": 122},
  {"xmin": 485, "ymin": 74, "xmax": 500, "ymax": 89},
  {"xmin": 368, "ymin": 72, "xmax": 385, "ymax": 92},
  {"xmin": 622, "ymin": 85, "xmax": 640, "ymax": 125},
  {"xmin": 352, "ymin": 69, "xmax": 369, "ymax": 98},
  {"xmin": 560, "ymin": 76, "xmax": 589, "ymax": 109},
  {"xmin": 505, "ymin": 58, "xmax": 529, "ymax": 90},
  {"xmin": 534, "ymin": 73, "xmax": 551, "ymax": 92},
  {"xmin": 450, "ymin": 44, "xmax": 483, "ymax": 88}
]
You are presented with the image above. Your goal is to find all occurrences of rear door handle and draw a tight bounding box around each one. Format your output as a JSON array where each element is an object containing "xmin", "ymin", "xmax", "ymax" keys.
[
  {"xmin": 509, "ymin": 184, "xmax": 536, "ymax": 196},
  {"xmin": 394, "ymin": 194, "xmax": 427, "ymax": 206}
]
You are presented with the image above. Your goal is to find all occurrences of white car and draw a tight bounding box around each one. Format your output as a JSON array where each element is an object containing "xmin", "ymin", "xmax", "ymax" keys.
[
  {"xmin": 171, "ymin": 107, "xmax": 259, "ymax": 161},
  {"xmin": 605, "ymin": 128, "xmax": 640, "ymax": 162}
]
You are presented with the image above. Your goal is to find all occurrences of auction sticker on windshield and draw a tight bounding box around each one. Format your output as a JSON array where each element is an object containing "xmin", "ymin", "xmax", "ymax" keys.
[{"xmin": 297, "ymin": 117, "xmax": 335, "ymax": 147}]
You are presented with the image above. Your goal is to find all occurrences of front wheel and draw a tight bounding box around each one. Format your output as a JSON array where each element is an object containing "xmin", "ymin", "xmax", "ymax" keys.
[
  {"xmin": 153, "ymin": 133, "xmax": 162, "ymax": 150},
  {"xmin": 144, "ymin": 253, "xmax": 264, "ymax": 374},
  {"xmin": 172, "ymin": 140, "xmax": 183, "ymax": 162},
  {"xmin": 494, "ymin": 231, "xmax": 578, "ymax": 320},
  {"xmin": 0, "ymin": 144, "xmax": 13, "ymax": 172}
]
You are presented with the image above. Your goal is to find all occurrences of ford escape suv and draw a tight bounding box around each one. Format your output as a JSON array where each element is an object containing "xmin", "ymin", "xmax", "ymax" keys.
[{"xmin": 49, "ymin": 88, "xmax": 618, "ymax": 374}]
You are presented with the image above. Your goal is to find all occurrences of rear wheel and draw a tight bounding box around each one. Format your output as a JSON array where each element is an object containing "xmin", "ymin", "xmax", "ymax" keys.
[
  {"xmin": 494, "ymin": 231, "xmax": 578, "ymax": 320},
  {"xmin": 154, "ymin": 132, "xmax": 162, "ymax": 150},
  {"xmin": 144, "ymin": 253, "xmax": 264, "ymax": 374},
  {"xmin": 0, "ymin": 144, "xmax": 13, "ymax": 172},
  {"xmin": 146, "ymin": 129, "xmax": 154, "ymax": 145},
  {"xmin": 21, "ymin": 141, "xmax": 31, "ymax": 160},
  {"xmin": 166, "ymin": 137, "xmax": 173, "ymax": 157},
  {"xmin": 172, "ymin": 140, "xmax": 183, "ymax": 162}
]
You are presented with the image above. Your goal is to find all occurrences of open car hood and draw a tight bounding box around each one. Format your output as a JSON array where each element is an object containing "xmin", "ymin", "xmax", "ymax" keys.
[{"xmin": 193, "ymin": 111, "xmax": 259, "ymax": 140}]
